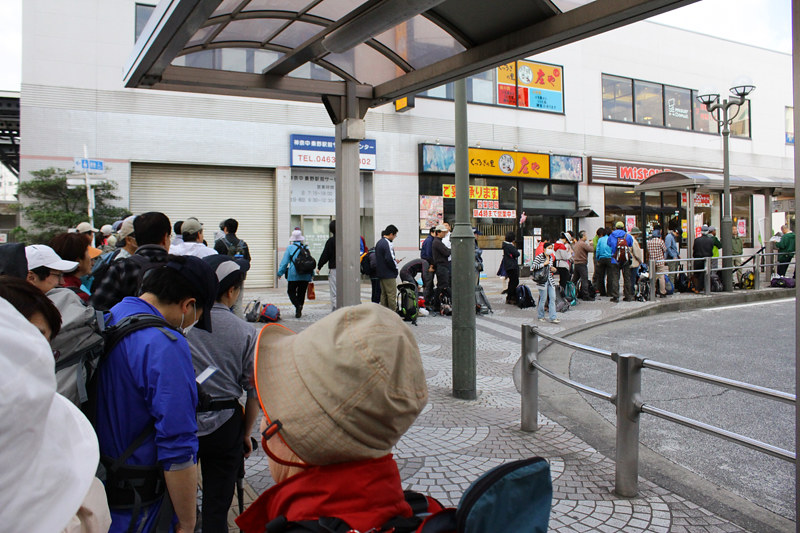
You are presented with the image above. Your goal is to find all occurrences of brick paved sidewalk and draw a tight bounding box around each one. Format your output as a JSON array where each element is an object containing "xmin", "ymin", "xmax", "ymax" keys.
[{"xmin": 219, "ymin": 277, "xmax": 794, "ymax": 532}]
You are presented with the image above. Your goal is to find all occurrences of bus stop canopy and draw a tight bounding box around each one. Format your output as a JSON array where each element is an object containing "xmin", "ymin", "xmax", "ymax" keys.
[
  {"xmin": 124, "ymin": 0, "xmax": 698, "ymax": 110},
  {"xmin": 634, "ymin": 171, "xmax": 795, "ymax": 197}
]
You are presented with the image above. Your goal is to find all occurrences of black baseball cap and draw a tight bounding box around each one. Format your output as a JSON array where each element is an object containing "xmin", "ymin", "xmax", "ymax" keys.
[
  {"xmin": 164, "ymin": 256, "xmax": 218, "ymax": 332},
  {"xmin": 203, "ymin": 255, "xmax": 249, "ymax": 299}
]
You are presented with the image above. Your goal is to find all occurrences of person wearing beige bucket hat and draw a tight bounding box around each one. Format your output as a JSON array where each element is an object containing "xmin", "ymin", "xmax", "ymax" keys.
[{"xmin": 236, "ymin": 303, "xmax": 442, "ymax": 533}]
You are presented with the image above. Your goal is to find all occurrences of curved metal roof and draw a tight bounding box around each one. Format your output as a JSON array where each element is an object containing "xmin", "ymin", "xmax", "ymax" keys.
[
  {"xmin": 634, "ymin": 171, "xmax": 795, "ymax": 195},
  {"xmin": 125, "ymin": 0, "xmax": 698, "ymax": 108}
]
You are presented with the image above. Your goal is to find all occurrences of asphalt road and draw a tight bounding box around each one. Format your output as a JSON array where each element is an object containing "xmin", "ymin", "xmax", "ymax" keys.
[{"xmin": 568, "ymin": 298, "xmax": 796, "ymax": 521}]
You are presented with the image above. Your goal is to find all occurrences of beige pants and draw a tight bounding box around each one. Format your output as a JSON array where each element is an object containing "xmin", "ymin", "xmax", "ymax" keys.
[{"xmin": 380, "ymin": 277, "xmax": 397, "ymax": 310}]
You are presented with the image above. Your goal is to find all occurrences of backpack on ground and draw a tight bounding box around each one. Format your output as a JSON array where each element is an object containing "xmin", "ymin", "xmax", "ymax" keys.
[
  {"xmin": 87, "ymin": 249, "xmax": 121, "ymax": 291},
  {"xmin": 438, "ymin": 293, "xmax": 453, "ymax": 316},
  {"xmin": 516, "ymin": 284, "xmax": 535, "ymax": 309},
  {"xmin": 258, "ymin": 304, "xmax": 281, "ymax": 322},
  {"xmin": 475, "ymin": 284, "xmax": 493, "ymax": 315},
  {"xmin": 676, "ymin": 268, "xmax": 690, "ymax": 293},
  {"xmin": 770, "ymin": 276, "xmax": 796, "ymax": 288},
  {"xmin": 397, "ymin": 282, "xmax": 419, "ymax": 325},
  {"xmin": 50, "ymin": 288, "xmax": 105, "ymax": 407},
  {"xmin": 244, "ymin": 299, "xmax": 263, "ymax": 322},
  {"xmin": 635, "ymin": 272, "xmax": 650, "ymax": 301},
  {"xmin": 360, "ymin": 248, "xmax": 376, "ymax": 276},
  {"xmin": 564, "ymin": 281, "xmax": 578, "ymax": 306},
  {"xmin": 291, "ymin": 243, "xmax": 316, "ymax": 275},
  {"xmin": 710, "ymin": 272, "xmax": 723, "ymax": 292},
  {"xmin": 741, "ymin": 271, "xmax": 755, "ymax": 289},
  {"xmin": 546, "ymin": 286, "xmax": 570, "ymax": 313},
  {"xmin": 222, "ymin": 237, "xmax": 248, "ymax": 259},
  {"xmin": 614, "ymin": 237, "xmax": 630, "ymax": 264},
  {"xmin": 664, "ymin": 275, "xmax": 675, "ymax": 295}
]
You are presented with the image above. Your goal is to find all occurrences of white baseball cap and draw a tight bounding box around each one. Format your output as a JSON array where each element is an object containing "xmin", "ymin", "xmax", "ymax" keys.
[
  {"xmin": 76, "ymin": 222, "xmax": 99, "ymax": 234},
  {"xmin": 0, "ymin": 298, "xmax": 100, "ymax": 532},
  {"xmin": 100, "ymin": 224, "xmax": 114, "ymax": 236},
  {"xmin": 25, "ymin": 244, "xmax": 79, "ymax": 272}
]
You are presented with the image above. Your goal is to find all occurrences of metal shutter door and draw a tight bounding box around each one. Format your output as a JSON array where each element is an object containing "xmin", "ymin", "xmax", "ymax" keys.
[{"xmin": 130, "ymin": 163, "xmax": 275, "ymax": 288}]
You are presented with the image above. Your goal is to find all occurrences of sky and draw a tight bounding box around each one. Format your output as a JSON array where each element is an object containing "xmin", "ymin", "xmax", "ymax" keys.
[{"xmin": 0, "ymin": 0, "xmax": 793, "ymax": 92}]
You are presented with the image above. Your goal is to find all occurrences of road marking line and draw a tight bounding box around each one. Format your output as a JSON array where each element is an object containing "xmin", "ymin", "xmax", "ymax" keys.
[{"xmin": 700, "ymin": 298, "xmax": 795, "ymax": 311}]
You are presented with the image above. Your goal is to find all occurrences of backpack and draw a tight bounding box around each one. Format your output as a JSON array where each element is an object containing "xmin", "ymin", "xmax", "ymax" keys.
[
  {"xmin": 244, "ymin": 299, "xmax": 263, "ymax": 322},
  {"xmin": 50, "ymin": 288, "xmax": 105, "ymax": 407},
  {"xmin": 222, "ymin": 237, "xmax": 248, "ymax": 259},
  {"xmin": 439, "ymin": 293, "xmax": 453, "ymax": 316},
  {"xmin": 258, "ymin": 304, "xmax": 281, "ymax": 322},
  {"xmin": 770, "ymin": 276, "xmax": 796, "ymax": 288},
  {"xmin": 397, "ymin": 282, "xmax": 418, "ymax": 325},
  {"xmin": 475, "ymin": 284, "xmax": 492, "ymax": 315},
  {"xmin": 87, "ymin": 249, "xmax": 121, "ymax": 291},
  {"xmin": 291, "ymin": 243, "xmax": 316, "ymax": 275},
  {"xmin": 614, "ymin": 237, "xmax": 630, "ymax": 264},
  {"xmin": 516, "ymin": 284, "xmax": 535, "ymax": 308},
  {"xmin": 360, "ymin": 248, "xmax": 376, "ymax": 276},
  {"xmin": 564, "ymin": 281, "xmax": 578, "ymax": 306},
  {"xmin": 664, "ymin": 275, "xmax": 675, "ymax": 295},
  {"xmin": 741, "ymin": 271, "xmax": 755, "ymax": 289},
  {"xmin": 710, "ymin": 272, "xmax": 723, "ymax": 292},
  {"xmin": 636, "ymin": 273, "xmax": 650, "ymax": 301},
  {"xmin": 676, "ymin": 268, "xmax": 690, "ymax": 293},
  {"xmin": 546, "ymin": 286, "xmax": 570, "ymax": 313}
]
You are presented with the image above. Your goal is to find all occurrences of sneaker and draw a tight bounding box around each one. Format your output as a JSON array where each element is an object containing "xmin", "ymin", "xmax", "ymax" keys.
[
  {"xmin": 538, "ymin": 317, "xmax": 547, "ymax": 322},
  {"xmin": 295, "ymin": 309, "xmax": 302, "ymax": 318},
  {"xmin": 549, "ymin": 318, "xmax": 561, "ymax": 324},
  {"xmin": 610, "ymin": 297, "xmax": 619, "ymax": 303}
]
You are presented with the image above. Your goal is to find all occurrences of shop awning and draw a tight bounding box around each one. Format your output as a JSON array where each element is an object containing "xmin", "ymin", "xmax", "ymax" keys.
[
  {"xmin": 570, "ymin": 208, "xmax": 598, "ymax": 218},
  {"xmin": 124, "ymin": 0, "xmax": 699, "ymax": 109},
  {"xmin": 633, "ymin": 171, "xmax": 795, "ymax": 196}
]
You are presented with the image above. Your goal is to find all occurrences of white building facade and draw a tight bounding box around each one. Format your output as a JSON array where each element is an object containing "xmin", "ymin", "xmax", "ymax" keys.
[{"xmin": 21, "ymin": 0, "xmax": 794, "ymax": 287}]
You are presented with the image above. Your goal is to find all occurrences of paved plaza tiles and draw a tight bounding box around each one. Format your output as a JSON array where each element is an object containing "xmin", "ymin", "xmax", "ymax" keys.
[{"xmin": 221, "ymin": 277, "xmax": 795, "ymax": 532}]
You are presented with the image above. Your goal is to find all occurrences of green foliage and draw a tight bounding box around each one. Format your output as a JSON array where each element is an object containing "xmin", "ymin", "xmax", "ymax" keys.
[{"xmin": 17, "ymin": 167, "xmax": 131, "ymax": 243}]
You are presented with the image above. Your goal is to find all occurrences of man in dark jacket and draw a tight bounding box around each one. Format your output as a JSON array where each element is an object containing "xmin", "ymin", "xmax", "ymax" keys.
[
  {"xmin": 777, "ymin": 224, "xmax": 795, "ymax": 277},
  {"xmin": 399, "ymin": 257, "xmax": 430, "ymax": 300},
  {"xmin": 692, "ymin": 224, "xmax": 714, "ymax": 291},
  {"xmin": 375, "ymin": 225, "xmax": 400, "ymax": 310},
  {"xmin": 501, "ymin": 232, "xmax": 520, "ymax": 305},
  {"xmin": 431, "ymin": 224, "xmax": 451, "ymax": 312},
  {"xmin": 317, "ymin": 220, "xmax": 337, "ymax": 311},
  {"xmin": 420, "ymin": 227, "xmax": 435, "ymax": 264}
]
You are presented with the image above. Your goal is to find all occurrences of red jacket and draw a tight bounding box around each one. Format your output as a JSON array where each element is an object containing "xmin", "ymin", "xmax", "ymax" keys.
[
  {"xmin": 62, "ymin": 275, "xmax": 89, "ymax": 303},
  {"xmin": 237, "ymin": 454, "xmax": 448, "ymax": 533}
]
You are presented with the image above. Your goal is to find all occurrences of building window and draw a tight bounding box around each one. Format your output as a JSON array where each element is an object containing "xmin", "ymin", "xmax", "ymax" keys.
[
  {"xmin": 692, "ymin": 90, "xmax": 719, "ymax": 133},
  {"xmin": 135, "ymin": 3, "xmax": 156, "ymax": 41},
  {"xmin": 787, "ymin": 107, "xmax": 794, "ymax": 144},
  {"xmin": 664, "ymin": 86, "xmax": 692, "ymax": 130},
  {"xmin": 634, "ymin": 80, "xmax": 663, "ymax": 126},
  {"xmin": 468, "ymin": 70, "xmax": 495, "ymax": 105},
  {"xmin": 730, "ymin": 100, "xmax": 751, "ymax": 138},
  {"xmin": 602, "ymin": 74, "xmax": 633, "ymax": 122}
]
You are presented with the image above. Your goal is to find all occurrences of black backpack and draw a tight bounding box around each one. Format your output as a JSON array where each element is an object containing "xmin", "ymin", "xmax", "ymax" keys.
[
  {"xmin": 360, "ymin": 248, "xmax": 376, "ymax": 276},
  {"xmin": 291, "ymin": 243, "xmax": 316, "ymax": 275},
  {"xmin": 397, "ymin": 282, "xmax": 418, "ymax": 325},
  {"xmin": 87, "ymin": 249, "xmax": 121, "ymax": 291},
  {"xmin": 516, "ymin": 285, "xmax": 535, "ymax": 308},
  {"xmin": 222, "ymin": 237, "xmax": 248, "ymax": 260}
]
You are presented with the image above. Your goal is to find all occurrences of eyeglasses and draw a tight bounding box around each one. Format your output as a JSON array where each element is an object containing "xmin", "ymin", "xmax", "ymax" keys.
[{"xmin": 48, "ymin": 271, "xmax": 64, "ymax": 280}]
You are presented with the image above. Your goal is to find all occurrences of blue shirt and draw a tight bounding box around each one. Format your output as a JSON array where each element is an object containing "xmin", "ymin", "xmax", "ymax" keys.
[
  {"xmin": 665, "ymin": 232, "xmax": 679, "ymax": 259},
  {"xmin": 595, "ymin": 236, "xmax": 613, "ymax": 259},
  {"xmin": 420, "ymin": 235, "xmax": 434, "ymax": 262},
  {"xmin": 97, "ymin": 297, "xmax": 198, "ymax": 532},
  {"xmin": 607, "ymin": 229, "xmax": 633, "ymax": 265}
]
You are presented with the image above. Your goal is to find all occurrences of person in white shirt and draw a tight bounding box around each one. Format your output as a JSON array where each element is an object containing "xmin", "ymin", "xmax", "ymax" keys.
[{"xmin": 169, "ymin": 218, "xmax": 218, "ymax": 258}]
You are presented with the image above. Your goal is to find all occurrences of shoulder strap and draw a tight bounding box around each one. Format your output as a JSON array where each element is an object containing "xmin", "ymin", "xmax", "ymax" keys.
[{"xmin": 104, "ymin": 313, "xmax": 178, "ymax": 354}]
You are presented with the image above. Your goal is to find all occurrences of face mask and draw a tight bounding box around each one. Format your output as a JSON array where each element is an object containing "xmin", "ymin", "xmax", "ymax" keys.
[
  {"xmin": 545, "ymin": 248, "xmax": 554, "ymax": 256},
  {"xmin": 179, "ymin": 302, "xmax": 198, "ymax": 336}
]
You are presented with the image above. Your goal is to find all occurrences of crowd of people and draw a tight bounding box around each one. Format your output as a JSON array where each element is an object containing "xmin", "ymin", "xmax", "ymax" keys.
[{"xmin": 0, "ymin": 211, "xmax": 793, "ymax": 532}]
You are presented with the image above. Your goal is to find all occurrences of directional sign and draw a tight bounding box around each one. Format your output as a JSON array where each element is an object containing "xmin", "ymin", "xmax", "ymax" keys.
[
  {"xmin": 73, "ymin": 158, "xmax": 105, "ymax": 174},
  {"xmin": 66, "ymin": 178, "xmax": 106, "ymax": 187}
]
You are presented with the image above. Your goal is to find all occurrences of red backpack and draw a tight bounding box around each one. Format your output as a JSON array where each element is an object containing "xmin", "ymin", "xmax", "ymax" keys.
[{"xmin": 614, "ymin": 237, "xmax": 630, "ymax": 264}]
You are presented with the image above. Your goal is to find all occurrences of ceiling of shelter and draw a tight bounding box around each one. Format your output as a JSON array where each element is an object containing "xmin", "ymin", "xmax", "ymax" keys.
[{"xmin": 125, "ymin": 0, "xmax": 698, "ymax": 112}]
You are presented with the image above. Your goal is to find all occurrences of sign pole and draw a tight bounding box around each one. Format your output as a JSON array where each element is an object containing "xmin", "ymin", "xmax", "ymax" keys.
[{"xmin": 83, "ymin": 145, "xmax": 95, "ymax": 246}]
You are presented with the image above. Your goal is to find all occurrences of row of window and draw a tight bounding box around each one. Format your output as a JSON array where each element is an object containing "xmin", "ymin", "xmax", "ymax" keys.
[{"xmin": 601, "ymin": 74, "xmax": 750, "ymax": 138}]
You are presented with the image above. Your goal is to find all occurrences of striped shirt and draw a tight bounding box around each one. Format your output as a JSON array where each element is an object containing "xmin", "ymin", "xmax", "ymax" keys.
[{"xmin": 531, "ymin": 253, "xmax": 556, "ymax": 286}]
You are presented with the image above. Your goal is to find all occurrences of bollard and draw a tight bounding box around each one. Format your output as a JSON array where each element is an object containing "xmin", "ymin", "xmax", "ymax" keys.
[
  {"xmin": 615, "ymin": 353, "xmax": 642, "ymax": 498},
  {"xmin": 704, "ymin": 257, "xmax": 711, "ymax": 296},
  {"xmin": 520, "ymin": 324, "xmax": 539, "ymax": 432},
  {"xmin": 648, "ymin": 260, "xmax": 656, "ymax": 301}
]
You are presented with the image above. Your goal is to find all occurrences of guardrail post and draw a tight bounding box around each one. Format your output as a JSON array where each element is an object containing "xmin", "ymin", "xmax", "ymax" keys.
[
  {"xmin": 754, "ymin": 253, "xmax": 761, "ymax": 290},
  {"xmin": 521, "ymin": 324, "xmax": 539, "ymax": 432},
  {"xmin": 704, "ymin": 257, "xmax": 711, "ymax": 296},
  {"xmin": 615, "ymin": 353, "xmax": 642, "ymax": 498},
  {"xmin": 648, "ymin": 260, "xmax": 656, "ymax": 301}
]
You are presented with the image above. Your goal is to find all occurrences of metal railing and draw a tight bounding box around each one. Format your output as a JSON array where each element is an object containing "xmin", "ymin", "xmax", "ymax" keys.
[
  {"xmin": 643, "ymin": 250, "xmax": 794, "ymax": 300},
  {"xmin": 520, "ymin": 325, "xmax": 796, "ymax": 498}
]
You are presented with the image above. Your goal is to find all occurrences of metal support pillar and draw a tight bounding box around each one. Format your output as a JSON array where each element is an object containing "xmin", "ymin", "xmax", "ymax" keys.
[
  {"xmin": 686, "ymin": 187, "xmax": 695, "ymax": 262},
  {"xmin": 765, "ymin": 189, "xmax": 775, "ymax": 279},
  {"xmin": 615, "ymin": 353, "xmax": 642, "ymax": 498},
  {"xmin": 451, "ymin": 78, "xmax": 476, "ymax": 400},
  {"xmin": 328, "ymin": 83, "xmax": 367, "ymax": 308},
  {"xmin": 520, "ymin": 325, "xmax": 539, "ymax": 432},
  {"xmin": 720, "ymin": 115, "xmax": 734, "ymax": 292},
  {"xmin": 791, "ymin": 2, "xmax": 799, "ymax": 526}
]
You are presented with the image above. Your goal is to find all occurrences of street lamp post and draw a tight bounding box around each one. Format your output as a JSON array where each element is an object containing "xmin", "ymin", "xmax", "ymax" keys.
[{"xmin": 697, "ymin": 81, "xmax": 755, "ymax": 292}]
